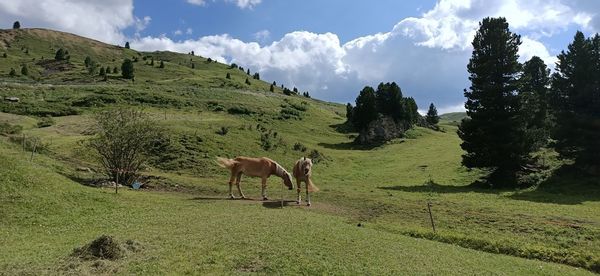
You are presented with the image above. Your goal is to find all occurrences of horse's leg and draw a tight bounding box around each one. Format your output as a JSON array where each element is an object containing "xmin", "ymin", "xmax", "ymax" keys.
[
  {"xmin": 228, "ymin": 173, "xmax": 236, "ymax": 199},
  {"xmin": 236, "ymin": 172, "xmax": 245, "ymax": 199},
  {"xmin": 306, "ymin": 179, "xmax": 311, "ymax": 206},
  {"xmin": 296, "ymin": 179, "xmax": 302, "ymax": 204},
  {"xmin": 261, "ymin": 177, "xmax": 268, "ymax": 201}
]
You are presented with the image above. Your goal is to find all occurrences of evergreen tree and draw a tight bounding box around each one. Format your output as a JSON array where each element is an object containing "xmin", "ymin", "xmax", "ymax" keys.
[
  {"xmin": 125, "ymin": 42, "xmax": 130, "ymax": 49},
  {"xmin": 207, "ymin": 57, "xmax": 213, "ymax": 63},
  {"xmin": 84, "ymin": 56, "xmax": 92, "ymax": 67},
  {"xmin": 346, "ymin": 103, "xmax": 354, "ymax": 124},
  {"xmin": 150, "ymin": 58, "xmax": 154, "ymax": 66},
  {"xmin": 551, "ymin": 32, "xmax": 600, "ymax": 173},
  {"xmin": 404, "ymin": 97, "xmax": 419, "ymax": 126},
  {"xmin": 13, "ymin": 21, "xmax": 20, "ymax": 29},
  {"xmin": 20, "ymin": 64, "xmax": 28, "ymax": 76},
  {"xmin": 159, "ymin": 60, "xmax": 165, "ymax": 68},
  {"xmin": 121, "ymin": 59, "xmax": 135, "ymax": 79},
  {"xmin": 226, "ymin": 72, "xmax": 231, "ymax": 79},
  {"xmin": 352, "ymin": 86, "xmax": 378, "ymax": 130},
  {"xmin": 99, "ymin": 67, "xmax": 106, "ymax": 76},
  {"xmin": 113, "ymin": 67, "xmax": 118, "ymax": 74},
  {"xmin": 191, "ymin": 63, "xmax": 195, "ymax": 69},
  {"xmin": 2, "ymin": 53, "xmax": 7, "ymax": 58},
  {"xmin": 269, "ymin": 84, "xmax": 274, "ymax": 92},
  {"xmin": 520, "ymin": 56, "xmax": 551, "ymax": 150},
  {"xmin": 293, "ymin": 87, "xmax": 298, "ymax": 93},
  {"xmin": 457, "ymin": 17, "xmax": 528, "ymax": 185},
  {"xmin": 106, "ymin": 66, "xmax": 111, "ymax": 74},
  {"xmin": 87, "ymin": 60, "xmax": 98, "ymax": 75},
  {"xmin": 426, "ymin": 103, "xmax": 439, "ymax": 125},
  {"xmin": 246, "ymin": 68, "xmax": 250, "ymax": 75},
  {"xmin": 245, "ymin": 78, "xmax": 251, "ymax": 85},
  {"xmin": 54, "ymin": 48, "xmax": 66, "ymax": 61},
  {"xmin": 9, "ymin": 68, "xmax": 16, "ymax": 77},
  {"xmin": 272, "ymin": 81, "xmax": 276, "ymax": 86},
  {"xmin": 375, "ymin": 82, "xmax": 405, "ymax": 121},
  {"xmin": 253, "ymin": 72, "xmax": 260, "ymax": 80}
]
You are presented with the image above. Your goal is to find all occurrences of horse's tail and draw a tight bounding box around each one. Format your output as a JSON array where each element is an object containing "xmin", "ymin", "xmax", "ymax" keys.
[
  {"xmin": 216, "ymin": 157, "xmax": 238, "ymax": 170},
  {"xmin": 307, "ymin": 178, "xmax": 319, "ymax": 192}
]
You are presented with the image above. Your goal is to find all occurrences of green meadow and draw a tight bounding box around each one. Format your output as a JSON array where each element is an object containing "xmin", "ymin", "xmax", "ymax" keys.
[{"xmin": 0, "ymin": 28, "xmax": 599, "ymax": 275}]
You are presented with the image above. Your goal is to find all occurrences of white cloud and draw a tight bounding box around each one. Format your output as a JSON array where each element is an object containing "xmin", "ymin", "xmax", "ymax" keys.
[
  {"xmin": 186, "ymin": 28, "xmax": 193, "ymax": 35},
  {"xmin": 174, "ymin": 29, "xmax": 183, "ymax": 36},
  {"xmin": 0, "ymin": 0, "xmax": 135, "ymax": 44},
  {"xmin": 187, "ymin": 0, "xmax": 206, "ymax": 6},
  {"xmin": 187, "ymin": 0, "xmax": 261, "ymax": 9},
  {"xmin": 134, "ymin": 16, "xmax": 151, "ymax": 34},
  {"xmin": 253, "ymin": 30, "xmax": 270, "ymax": 42}
]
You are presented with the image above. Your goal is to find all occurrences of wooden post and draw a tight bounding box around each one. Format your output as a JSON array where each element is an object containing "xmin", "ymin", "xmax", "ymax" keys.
[
  {"xmin": 29, "ymin": 140, "xmax": 38, "ymax": 162},
  {"xmin": 115, "ymin": 169, "xmax": 119, "ymax": 194},
  {"xmin": 427, "ymin": 202, "xmax": 436, "ymax": 233}
]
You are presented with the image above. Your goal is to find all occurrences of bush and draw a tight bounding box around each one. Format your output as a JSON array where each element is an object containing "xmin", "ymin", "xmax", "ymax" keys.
[
  {"xmin": 8, "ymin": 135, "xmax": 49, "ymax": 153},
  {"xmin": 88, "ymin": 109, "xmax": 162, "ymax": 186},
  {"xmin": 37, "ymin": 116, "xmax": 56, "ymax": 128},
  {"xmin": 293, "ymin": 142, "xmax": 307, "ymax": 152},
  {"xmin": 227, "ymin": 106, "xmax": 253, "ymax": 115},
  {"xmin": 0, "ymin": 122, "xmax": 23, "ymax": 135},
  {"xmin": 280, "ymin": 107, "xmax": 302, "ymax": 120},
  {"xmin": 216, "ymin": 126, "xmax": 229, "ymax": 136},
  {"xmin": 308, "ymin": 149, "xmax": 328, "ymax": 164}
]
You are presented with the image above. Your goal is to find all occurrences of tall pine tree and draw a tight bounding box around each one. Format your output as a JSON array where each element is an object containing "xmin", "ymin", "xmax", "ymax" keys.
[
  {"xmin": 426, "ymin": 103, "xmax": 439, "ymax": 125},
  {"xmin": 352, "ymin": 86, "xmax": 377, "ymax": 130},
  {"xmin": 520, "ymin": 56, "xmax": 551, "ymax": 150},
  {"xmin": 458, "ymin": 17, "xmax": 529, "ymax": 186},
  {"xmin": 551, "ymin": 32, "xmax": 600, "ymax": 174}
]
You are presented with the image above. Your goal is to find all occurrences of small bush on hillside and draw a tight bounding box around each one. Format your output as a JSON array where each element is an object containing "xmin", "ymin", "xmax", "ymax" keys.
[
  {"xmin": 293, "ymin": 142, "xmax": 307, "ymax": 152},
  {"xmin": 8, "ymin": 135, "xmax": 49, "ymax": 153},
  {"xmin": 308, "ymin": 149, "xmax": 328, "ymax": 164},
  {"xmin": 89, "ymin": 109, "xmax": 162, "ymax": 186},
  {"xmin": 216, "ymin": 126, "xmax": 229, "ymax": 136},
  {"xmin": 0, "ymin": 122, "xmax": 23, "ymax": 135},
  {"xmin": 279, "ymin": 107, "xmax": 302, "ymax": 120},
  {"xmin": 227, "ymin": 106, "xmax": 253, "ymax": 115},
  {"xmin": 37, "ymin": 116, "xmax": 56, "ymax": 128},
  {"xmin": 9, "ymin": 68, "xmax": 16, "ymax": 77}
]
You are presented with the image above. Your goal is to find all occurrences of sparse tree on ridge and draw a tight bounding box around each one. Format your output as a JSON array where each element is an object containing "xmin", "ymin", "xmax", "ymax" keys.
[
  {"xmin": 12, "ymin": 21, "xmax": 20, "ymax": 29},
  {"xmin": 121, "ymin": 59, "xmax": 135, "ymax": 79},
  {"xmin": 125, "ymin": 42, "xmax": 130, "ymax": 49},
  {"xmin": 20, "ymin": 64, "xmax": 28, "ymax": 76},
  {"xmin": 226, "ymin": 72, "xmax": 231, "ymax": 79},
  {"xmin": 9, "ymin": 68, "xmax": 16, "ymax": 77},
  {"xmin": 426, "ymin": 103, "xmax": 439, "ymax": 126},
  {"xmin": 245, "ymin": 77, "xmax": 251, "ymax": 85},
  {"xmin": 458, "ymin": 17, "xmax": 529, "ymax": 186},
  {"xmin": 269, "ymin": 84, "xmax": 274, "ymax": 92}
]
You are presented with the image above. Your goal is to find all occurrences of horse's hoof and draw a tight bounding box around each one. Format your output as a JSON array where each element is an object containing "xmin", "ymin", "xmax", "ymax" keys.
[
  {"xmin": 229, "ymin": 195, "xmax": 236, "ymax": 200},
  {"xmin": 262, "ymin": 197, "xmax": 269, "ymax": 201},
  {"xmin": 241, "ymin": 196, "xmax": 246, "ymax": 199},
  {"xmin": 296, "ymin": 201, "xmax": 301, "ymax": 204},
  {"xmin": 307, "ymin": 203, "xmax": 311, "ymax": 207}
]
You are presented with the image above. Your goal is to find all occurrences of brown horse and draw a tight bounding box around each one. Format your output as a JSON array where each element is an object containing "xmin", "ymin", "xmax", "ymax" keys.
[
  {"xmin": 216, "ymin": 157, "xmax": 293, "ymax": 200},
  {"xmin": 293, "ymin": 157, "xmax": 319, "ymax": 206}
]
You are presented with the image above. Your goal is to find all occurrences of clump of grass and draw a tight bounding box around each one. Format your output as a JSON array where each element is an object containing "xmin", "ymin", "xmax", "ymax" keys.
[
  {"xmin": 216, "ymin": 126, "xmax": 229, "ymax": 136},
  {"xmin": 227, "ymin": 106, "xmax": 254, "ymax": 115},
  {"xmin": 0, "ymin": 122, "xmax": 23, "ymax": 135},
  {"xmin": 293, "ymin": 142, "xmax": 307, "ymax": 152},
  {"xmin": 72, "ymin": 235, "xmax": 124, "ymax": 260},
  {"xmin": 37, "ymin": 116, "xmax": 56, "ymax": 128}
]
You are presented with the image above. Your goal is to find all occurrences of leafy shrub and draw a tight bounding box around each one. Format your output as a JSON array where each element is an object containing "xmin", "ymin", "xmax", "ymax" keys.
[
  {"xmin": 227, "ymin": 106, "xmax": 253, "ymax": 115},
  {"xmin": 0, "ymin": 122, "xmax": 23, "ymax": 135},
  {"xmin": 280, "ymin": 107, "xmax": 302, "ymax": 120},
  {"xmin": 288, "ymin": 101, "xmax": 308, "ymax": 112},
  {"xmin": 37, "ymin": 116, "xmax": 55, "ymax": 128},
  {"xmin": 260, "ymin": 132, "xmax": 275, "ymax": 151},
  {"xmin": 72, "ymin": 94, "xmax": 119, "ymax": 107},
  {"xmin": 308, "ymin": 149, "xmax": 328, "ymax": 164},
  {"xmin": 293, "ymin": 142, "xmax": 307, "ymax": 152},
  {"xmin": 216, "ymin": 126, "xmax": 229, "ymax": 136}
]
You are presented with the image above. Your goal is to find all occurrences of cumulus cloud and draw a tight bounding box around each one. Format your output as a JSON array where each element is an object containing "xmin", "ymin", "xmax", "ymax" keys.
[{"xmin": 253, "ymin": 30, "xmax": 270, "ymax": 43}]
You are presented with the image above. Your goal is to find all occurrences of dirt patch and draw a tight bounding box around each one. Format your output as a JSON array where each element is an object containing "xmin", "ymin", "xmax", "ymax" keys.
[{"xmin": 37, "ymin": 59, "xmax": 74, "ymax": 75}]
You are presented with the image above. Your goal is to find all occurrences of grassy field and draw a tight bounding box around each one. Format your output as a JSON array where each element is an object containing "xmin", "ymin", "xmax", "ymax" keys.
[{"xmin": 1, "ymin": 28, "xmax": 599, "ymax": 275}]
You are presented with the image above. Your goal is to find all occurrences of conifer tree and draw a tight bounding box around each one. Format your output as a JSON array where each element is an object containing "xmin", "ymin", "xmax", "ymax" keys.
[
  {"xmin": 121, "ymin": 59, "xmax": 135, "ymax": 79},
  {"xmin": 352, "ymin": 86, "xmax": 378, "ymax": 130},
  {"xmin": 12, "ymin": 21, "xmax": 20, "ymax": 29},
  {"xmin": 20, "ymin": 65, "xmax": 28, "ymax": 76},
  {"xmin": 520, "ymin": 56, "xmax": 551, "ymax": 150},
  {"xmin": 426, "ymin": 103, "xmax": 439, "ymax": 125},
  {"xmin": 457, "ymin": 17, "xmax": 528, "ymax": 185}
]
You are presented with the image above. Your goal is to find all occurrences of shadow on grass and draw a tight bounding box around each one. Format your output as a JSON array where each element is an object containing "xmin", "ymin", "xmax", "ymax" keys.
[
  {"xmin": 378, "ymin": 181, "xmax": 502, "ymax": 195},
  {"xmin": 329, "ymin": 122, "xmax": 354, "ymax": 134},
  {"xmin": 318, "ymin": 141, "xmax": 385, "ymax": 151},
  {"xmin": 262, "ymin": 200, "xmax": 297, "ymax": 209},
  {"xmin": 509, "ymin": 165, "xmax": 600, "ymax": 205}
]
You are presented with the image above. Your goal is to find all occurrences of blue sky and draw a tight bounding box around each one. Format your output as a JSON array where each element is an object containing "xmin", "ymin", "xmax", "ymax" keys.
[
  {"xmin": 1, "ymin": 0, "xmax": 599, "ymax": 113},
  {"xmin": 129, "ymin": 0, "xmax": 437, "ymax": 45}
]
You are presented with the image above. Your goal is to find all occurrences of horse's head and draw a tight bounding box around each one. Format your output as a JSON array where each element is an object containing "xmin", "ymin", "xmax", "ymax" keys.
[
  {"xmin": 283, "ymin": 172, "xmax": 294, "ymax": 190},
  {"xmin": 301, "ymin": 157, "xmax": 313, "ymax": 176}
]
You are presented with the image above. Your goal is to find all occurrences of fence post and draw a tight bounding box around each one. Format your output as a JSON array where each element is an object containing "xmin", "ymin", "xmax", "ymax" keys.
[{"xmin": 427, "ymin": 202, "xmax": 436, "ymax": 233}]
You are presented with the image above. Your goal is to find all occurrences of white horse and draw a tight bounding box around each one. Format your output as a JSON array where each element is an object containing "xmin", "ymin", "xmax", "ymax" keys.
[
  {"xmin": 216, "ymin": 156, "xmax": 293, "ymax": 200},
  {"xmin": 293, "ymin": 157, "xmax": 319, "ymax": 206}
]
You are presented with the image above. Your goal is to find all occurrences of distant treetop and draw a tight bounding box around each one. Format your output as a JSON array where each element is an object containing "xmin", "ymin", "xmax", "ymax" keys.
[{"xmin": 12, "ymin": 21, "xmax": 20, "ymax": 29}]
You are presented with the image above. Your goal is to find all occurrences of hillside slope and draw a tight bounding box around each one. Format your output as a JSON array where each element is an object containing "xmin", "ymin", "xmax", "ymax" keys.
[{"xmin": 0, "ymin": 28, "xmax": 599, "ymax": 274}]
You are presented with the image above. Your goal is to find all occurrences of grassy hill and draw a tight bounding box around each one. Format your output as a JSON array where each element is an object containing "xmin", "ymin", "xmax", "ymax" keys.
[
  {"xmin": 439, "ymin": 112, "xmax": 467, "ymax": 123},
  {"xmin": 1, "ymin": 28, "xmax": 599, "ymax": 274}
]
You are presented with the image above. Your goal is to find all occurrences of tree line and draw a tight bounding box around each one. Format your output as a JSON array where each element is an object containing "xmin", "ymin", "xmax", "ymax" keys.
[
  {"xmin": 459, "ymin": 17, "xmax": 600, "ymax": 187},
  {"xmin": 345, "ymin": 82, "xmax": 421, "ymax": 131}
]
